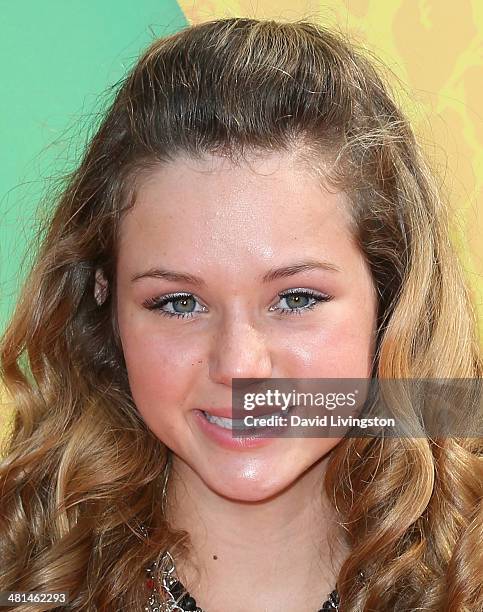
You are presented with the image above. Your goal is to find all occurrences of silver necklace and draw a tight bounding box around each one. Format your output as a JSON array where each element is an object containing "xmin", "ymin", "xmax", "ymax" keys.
[{"xmin": 142, "ymin": 542, "xmax": 341, "ymax": 612}]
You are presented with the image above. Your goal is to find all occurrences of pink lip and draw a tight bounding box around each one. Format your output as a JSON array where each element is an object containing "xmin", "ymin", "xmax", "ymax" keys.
[{"xmin": 192, "ymin": 409, "xmax": 279, "ymax": 450}]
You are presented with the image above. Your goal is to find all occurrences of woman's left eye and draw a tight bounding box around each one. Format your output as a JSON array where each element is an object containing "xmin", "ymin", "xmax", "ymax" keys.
[
  {"xmin": 142, "ymin": 289, "xmax": 332, "ymax": 319},
  {"xmin": 269, "ymin": 289, "xmax": 333, "ymax": 315}
]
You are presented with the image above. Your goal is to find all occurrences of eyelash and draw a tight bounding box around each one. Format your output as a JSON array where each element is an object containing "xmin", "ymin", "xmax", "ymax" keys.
[{"xmin": 142, "ymin": 288, "xmax": 333, "ymax": 319}]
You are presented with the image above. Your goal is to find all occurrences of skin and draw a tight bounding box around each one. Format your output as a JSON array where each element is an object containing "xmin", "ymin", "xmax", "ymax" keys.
[{"xmin": 96, "ymin": 150, "xmax": 378, "ymax": 611}]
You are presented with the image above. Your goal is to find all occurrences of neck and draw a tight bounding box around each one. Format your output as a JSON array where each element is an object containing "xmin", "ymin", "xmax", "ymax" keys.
[{"xmin": 162, "ymin": 451, "xmax": 349, "ymax": 612}]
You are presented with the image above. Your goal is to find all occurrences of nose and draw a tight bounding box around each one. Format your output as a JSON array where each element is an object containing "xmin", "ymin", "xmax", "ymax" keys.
[{"xmin": 208, "ymin": 317, "xmax": 273, "ymax": 386}]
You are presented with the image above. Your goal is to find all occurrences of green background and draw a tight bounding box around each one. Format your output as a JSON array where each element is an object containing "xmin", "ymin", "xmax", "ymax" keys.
[{"xmin": 0, "ymin": 0, "xmax": 186, "ymax": 330}]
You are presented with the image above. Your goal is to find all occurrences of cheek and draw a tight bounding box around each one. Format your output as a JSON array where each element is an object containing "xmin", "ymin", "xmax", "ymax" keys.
[
  {"xmin": 118, "ymin": 318, "xmax": 202, "ymax": 412},
  {"xmin": 277, "ymin": 305, "xmax": 376, "ymax": 377}
]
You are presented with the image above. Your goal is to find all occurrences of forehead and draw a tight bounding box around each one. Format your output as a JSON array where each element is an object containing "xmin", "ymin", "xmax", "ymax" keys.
[{"xmin": 118, "ymin": 151, "xmax": 355, "ymax": 259}]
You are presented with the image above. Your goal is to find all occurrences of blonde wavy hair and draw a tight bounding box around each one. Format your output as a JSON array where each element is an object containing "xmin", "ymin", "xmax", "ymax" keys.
[{"xmin": 1, "ymin": 17, "xmax": 481, "ymax": 611}]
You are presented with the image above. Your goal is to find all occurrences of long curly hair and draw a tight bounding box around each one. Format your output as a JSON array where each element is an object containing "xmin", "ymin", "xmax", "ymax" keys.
[{"xmin": 1, "ymin": 17, "xmax": 481, "ymax": 611}]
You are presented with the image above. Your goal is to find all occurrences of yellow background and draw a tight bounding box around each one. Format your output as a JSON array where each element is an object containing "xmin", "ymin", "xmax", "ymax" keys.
[{"xmin": 181, "ymin": 0, "xmax": 483, "ymax": 321}]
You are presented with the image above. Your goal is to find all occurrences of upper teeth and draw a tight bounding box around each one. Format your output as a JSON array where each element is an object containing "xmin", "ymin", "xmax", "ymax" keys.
[
  {"xmin": 203, "ymin": 407, "xmax": 293, "ymax": 429},
  {"xmin": 203, "ymin": 413, "xmax": 245, "ymax": 429}
]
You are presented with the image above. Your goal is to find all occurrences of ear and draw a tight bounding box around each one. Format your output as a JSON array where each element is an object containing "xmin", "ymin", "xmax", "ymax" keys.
[{"xmin": 94, "ymin": 268, "xmax": 109, "ymax": 306}]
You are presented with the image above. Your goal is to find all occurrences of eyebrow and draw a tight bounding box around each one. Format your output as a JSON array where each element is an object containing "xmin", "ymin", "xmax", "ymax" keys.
[{"xmin": 130, "ymin": 258, "xmax": 341, "ymax": 286}]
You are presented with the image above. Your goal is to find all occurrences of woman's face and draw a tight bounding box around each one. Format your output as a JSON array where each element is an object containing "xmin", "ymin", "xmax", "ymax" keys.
[{"xmin": 109, "ymin": 151, "xmax": 378, "ymax": 501}]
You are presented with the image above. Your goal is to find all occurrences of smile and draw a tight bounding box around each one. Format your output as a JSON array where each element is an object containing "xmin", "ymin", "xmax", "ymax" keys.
[{"xmin": 201, "ymin": 406, "xmax": 296, "ymax": 430}]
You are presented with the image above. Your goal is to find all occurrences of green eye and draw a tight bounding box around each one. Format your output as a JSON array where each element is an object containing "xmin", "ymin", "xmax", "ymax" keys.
[
  {"xmin": 271, "ymin": 289, "xmax": 333, "ymax": 316},
  {"xmin": 142, "ymin": 292, "xmax": 206, "ymax": 319},
  {"xmin": 283, "ymin": 294, "xmax": 311, "ymax": 309},
  {"xmin": 143, "ymin": 289, "xmax": 333, "ymax": 320},
  {"xmin": 172, "ymin": 296, "xmax": 196, "ymax": 313}
]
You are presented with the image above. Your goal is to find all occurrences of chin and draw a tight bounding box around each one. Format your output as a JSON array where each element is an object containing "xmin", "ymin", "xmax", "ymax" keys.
[
  {"xmin": 199, "ymin": 463, "xmax": 306, "ymax": 503},
  {"xmin": 209, "ymin": 480, "xmax": 292, "ymax": 503},
  {"xmin": 172, "ymin": 439, "xmax": 339, "ymax": 503}
]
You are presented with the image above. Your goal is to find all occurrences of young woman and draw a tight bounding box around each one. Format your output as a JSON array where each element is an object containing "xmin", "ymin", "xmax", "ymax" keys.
[{"xmin": 0, "ymin": 17, "xmax": 481, "ymax": 612}]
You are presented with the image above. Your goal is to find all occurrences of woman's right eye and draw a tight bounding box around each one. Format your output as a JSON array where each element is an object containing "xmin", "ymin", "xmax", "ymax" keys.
[{"xmin": 142, "ymin": 293, "xmax": 206, "ymax": 319}]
